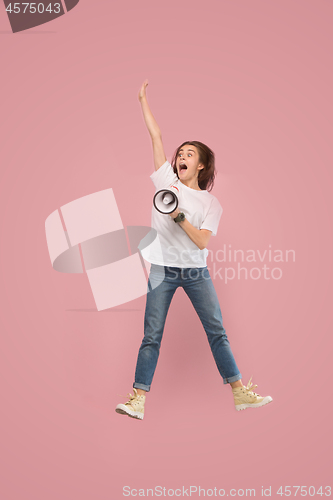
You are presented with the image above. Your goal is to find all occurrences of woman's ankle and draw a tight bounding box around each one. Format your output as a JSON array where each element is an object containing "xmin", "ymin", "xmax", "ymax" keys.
[{"xmin": 230, "ymin": 380, "xmax": 243, "ymax": 389}]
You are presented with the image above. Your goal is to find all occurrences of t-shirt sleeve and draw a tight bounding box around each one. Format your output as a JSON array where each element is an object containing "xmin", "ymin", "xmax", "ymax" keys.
[
  {"xmin": 150, "ymin": 160, "xmax": 179, "ymax": 191},
  {"xmin": 200, "ymin": 196, "xmax": 223, "ymax": 237}
]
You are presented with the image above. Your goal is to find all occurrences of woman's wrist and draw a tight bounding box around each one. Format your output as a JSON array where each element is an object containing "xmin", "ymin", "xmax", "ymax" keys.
[{"xmin": 170, "ymin": 208, "xmax": 180, "ymax": 219}]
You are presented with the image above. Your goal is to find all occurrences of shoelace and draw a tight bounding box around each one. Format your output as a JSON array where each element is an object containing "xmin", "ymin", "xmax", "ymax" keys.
[
  {"xmin": 244, "ymin": 376, "xmax": 260, "ymax": 396},
  {"xmin": 118, "ymin": 389, "xmax": 140, "ymax": 405}
]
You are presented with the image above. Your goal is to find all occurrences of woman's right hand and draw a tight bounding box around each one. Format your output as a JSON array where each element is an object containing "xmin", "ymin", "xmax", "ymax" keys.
[{"xmin": 138, "ymin": 79, "xmax": 148, "ymax": 101}]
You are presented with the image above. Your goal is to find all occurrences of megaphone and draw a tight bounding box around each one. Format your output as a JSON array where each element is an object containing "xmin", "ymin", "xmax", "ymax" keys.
[{"xmin": 153, "ymin": 189, "xmax": 179, "ymax": 214}]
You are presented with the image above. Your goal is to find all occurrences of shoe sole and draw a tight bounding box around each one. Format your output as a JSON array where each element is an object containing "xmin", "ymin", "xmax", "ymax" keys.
[
  {"xmin": 235, "ymin": 396, "xmax": 273, "ymax": 411},
  {"xmin": 115, "ymin": 404, "xmax": 144, "ymax": 420}
]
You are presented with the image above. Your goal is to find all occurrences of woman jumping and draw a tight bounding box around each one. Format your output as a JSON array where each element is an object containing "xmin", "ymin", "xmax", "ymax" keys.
[{"xmin": 115, "ymin": 80, "xmax": 273, "ymax": 419}]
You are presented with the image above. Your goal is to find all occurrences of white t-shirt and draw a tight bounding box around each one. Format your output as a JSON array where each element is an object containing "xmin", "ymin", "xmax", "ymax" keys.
[{"xmin": 139, "ymin": 160, "xmax": 223, "ymax": 268}]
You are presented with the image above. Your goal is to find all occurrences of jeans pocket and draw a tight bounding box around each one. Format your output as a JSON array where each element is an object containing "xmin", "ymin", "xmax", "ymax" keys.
[
  {"xmin": 150, "ymin": 264, "xmax": 164, "ymax": 274},
  {"xmin": 202, "ymin": 266, "xmax": 211, "ymax": 281},
  {"xmin": 148, "ymin": 265, "xmax": 165, "ymax": 290}
]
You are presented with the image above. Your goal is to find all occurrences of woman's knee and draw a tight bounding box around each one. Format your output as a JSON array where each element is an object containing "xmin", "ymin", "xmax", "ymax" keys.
[
  {"xmin": 141, "ymin": 330, "xmax": 163, "ymax": 347},
  {"xmin": 206, "ymin": 325, "xmax": 229, "ymax": 343}
]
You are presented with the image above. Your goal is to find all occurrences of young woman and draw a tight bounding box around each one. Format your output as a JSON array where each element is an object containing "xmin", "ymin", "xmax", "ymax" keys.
[{"xmin": 115, "ymin": 80, "xmax": 272, "ymax": 419}]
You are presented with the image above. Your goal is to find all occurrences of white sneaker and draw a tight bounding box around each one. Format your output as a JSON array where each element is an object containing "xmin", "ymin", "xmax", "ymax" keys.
[
  {"xmin": 115, "ymin": 388, "xmax": 145, "ymax": 420},
  {"xmin": 232, "ymin": 377, "xmax": 273, "ymax": 411}
]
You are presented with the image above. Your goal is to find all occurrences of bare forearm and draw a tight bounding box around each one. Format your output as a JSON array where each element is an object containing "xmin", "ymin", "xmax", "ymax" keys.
[
  {"xmin": 177, "ymin": 219, "xmax": 212, "ymax": 250},
  {"xmin": 140, "ymin": 96, "xmax": 162, "ymax": 139},
  {"xmin": 178, "ymin": 219, "xmax": 205, "ymax": 250},
  {"xmin": 169, "ymin": 208, "xmax": 211, "ymax": 250}
]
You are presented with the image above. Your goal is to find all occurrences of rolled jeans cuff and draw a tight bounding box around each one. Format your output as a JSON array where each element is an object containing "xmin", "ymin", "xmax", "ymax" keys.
[
  {"xmin": 133, "ymin": 382, "xmax": 151, "ymax": 392},
  {"xmin": 223, "ymin": 373, "xmax": 242, "ymax": 385}
]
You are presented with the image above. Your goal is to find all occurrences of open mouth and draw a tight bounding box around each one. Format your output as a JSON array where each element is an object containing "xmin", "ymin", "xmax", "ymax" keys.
[{"xmin": 179, "ymin": 164, "xmax": 188, "ymax": 172}]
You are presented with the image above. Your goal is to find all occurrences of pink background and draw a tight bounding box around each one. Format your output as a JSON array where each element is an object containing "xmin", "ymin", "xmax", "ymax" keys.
[{"xmin": 1, "ymin": 1, "xmax": 332, "ymax": 498}]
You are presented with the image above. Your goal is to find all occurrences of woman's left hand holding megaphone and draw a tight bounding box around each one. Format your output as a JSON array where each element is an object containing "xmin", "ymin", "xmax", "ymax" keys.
[{"xmin": 169, "ymin": 207, "xmax": 180, "ymax": 219}]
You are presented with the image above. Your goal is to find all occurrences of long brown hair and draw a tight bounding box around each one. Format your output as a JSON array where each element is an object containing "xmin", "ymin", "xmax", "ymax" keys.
[{"xmin": 171, "ymin": 141, "xmax": 216, "ymax": 192}]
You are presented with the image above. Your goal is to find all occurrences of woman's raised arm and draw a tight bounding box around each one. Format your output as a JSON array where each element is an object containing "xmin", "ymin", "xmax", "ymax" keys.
[{"xmin": 138, "ymin": 80, "xmax": 167, "ymax": 171}]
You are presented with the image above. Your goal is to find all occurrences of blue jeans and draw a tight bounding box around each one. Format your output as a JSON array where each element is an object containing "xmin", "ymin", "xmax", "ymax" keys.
[{"xmin": 133, "ymin": 264, "xmax": 242, "ymax": 392}]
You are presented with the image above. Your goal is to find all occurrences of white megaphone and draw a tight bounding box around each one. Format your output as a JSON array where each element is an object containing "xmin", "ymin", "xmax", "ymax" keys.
[{"xmin": 153, "ymin": 189, "xmax": 179, "ymax": 214}]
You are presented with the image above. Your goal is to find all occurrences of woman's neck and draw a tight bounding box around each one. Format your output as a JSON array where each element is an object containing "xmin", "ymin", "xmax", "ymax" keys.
[{"xmin": 180, "ymin": 179, "xmax": 202, "ymax": 191}]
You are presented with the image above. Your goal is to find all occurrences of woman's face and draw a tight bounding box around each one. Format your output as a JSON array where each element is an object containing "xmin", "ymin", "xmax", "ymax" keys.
[{"xmin": 176, "ymin": 145, "xmax": 204, "ymax": 183}]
